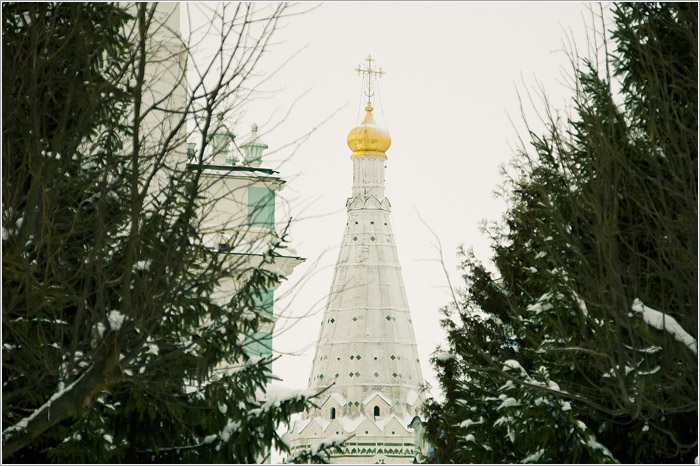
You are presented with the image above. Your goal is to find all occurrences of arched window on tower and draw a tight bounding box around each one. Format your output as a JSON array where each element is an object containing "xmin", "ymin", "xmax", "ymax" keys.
[
  {"xmin": 374, "ymin": 406, "xmax": 380, "ymax": 417},
  {"xmin": 330, "ymin": 407, "xmax": 336, "ymax": 419}
]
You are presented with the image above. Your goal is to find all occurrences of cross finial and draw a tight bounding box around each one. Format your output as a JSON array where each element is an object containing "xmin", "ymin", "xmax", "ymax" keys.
[{"xmin": 355, "ymin": 54, "xmax": 385, "ymax": 106}]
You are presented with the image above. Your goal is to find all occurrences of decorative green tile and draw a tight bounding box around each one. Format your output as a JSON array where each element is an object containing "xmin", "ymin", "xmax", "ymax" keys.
[
  {"xmin": 335, "ymin": 373, "xmax": 339, "ymax": 378},
  {"xmin": 392, "ymin": 372, "xmax": 398, "ymax": 377},
  {"xmin": 356, "ymin": 355, "xmax": 361, "ymax": 360},
  {"xmin": 374, "ymin": 372, "xmax": 379, "ymax": 377},
  {"xmin": 390, "ymin": 355, "xmax": 395, "ymax": 360},
  {"xmin": 352, "ymin": 317, "xmax": 357, "ymax": 321},
  {"xmin": 349, "ymin": 372, "xmax": 354, "ymax": 377},
  {"xmin": 386, "ymin": 315, "xmax": 391, "ymax": 321},
  {"xmin": 370, "ymin": 236, "xmax": 375, "ymax": 241},
  {"xmin": 355, "ymin": 372, "xmax": 360, "ymax": 376},
  {"xmin": 350, "ymin": 355, "xmax": 354, "ymax": 360}
]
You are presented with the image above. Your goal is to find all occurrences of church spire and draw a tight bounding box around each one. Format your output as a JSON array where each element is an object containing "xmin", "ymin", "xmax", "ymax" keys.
[{"xmin": 286, "ymin": 56, "xmax": 425, "ymax": 464}]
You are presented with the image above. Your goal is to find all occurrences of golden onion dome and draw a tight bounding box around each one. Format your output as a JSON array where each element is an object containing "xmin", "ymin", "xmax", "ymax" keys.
[{"xmin": 347, "ymin": 104, "xmax": 391, "ymax": 158}]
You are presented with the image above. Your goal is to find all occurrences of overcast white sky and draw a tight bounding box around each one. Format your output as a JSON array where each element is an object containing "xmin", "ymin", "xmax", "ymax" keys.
[{"xmin": 188, "ymin": 2, "xmax": 608, "ymax": 397}]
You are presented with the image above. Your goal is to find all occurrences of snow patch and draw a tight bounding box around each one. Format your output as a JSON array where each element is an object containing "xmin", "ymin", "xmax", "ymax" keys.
[
  {"xmin": 494, "ymin": 416, "xmax": 510, "ymax": 427},
  {"xmin": 637, "ymin": 365, "xmax": 661, "ymax": 376},
  {"xmin": 547, "ymin": 380, "xmax": 561, "ymax": 391},
  {"xmin": 107, "ymin": 310, "xmax": 127, "ymax": 330},
  {"xmin": 502, "ymin": 359, "xmax": 527, "ymax": 377},
  {"xmin": 586, "ymin": 434, "xmax": 615, "ymax": 459},
  {"xmin": 326, "ymin": 392, "xmax": 347, "ymax": 406},
  {"xmin": 260, "ymin": 383, "xmax": 314, "ymax": 411},
  {"xmin": 523, "ymin": 448, "xmax": 545, "ymax": 463},
  {"xmin": 630, "ymin": 299, "xmax": 697, "ymax": 355},
  {"xmin": 459, "ymin": 417, "xmax": 484, "ymax": 429},
  {"xmin": 573, "ymin": 292, "xmax": 589, "ymax": 316},
  {"xmin": 623, "ymin": 343, "xmax": 662, "ymax": 354},
  {"xmin": 497, "ymin": 397, "xmax": 519, "ymax": 410},
  {"xmin": 146, "ymin": 341, "xmax": 159, "ymax": 355},
  {"xmin": 334, "ymin": 415, "xmax": 365, "ymax": 433},
  {"xmin": 219, "ymin": 420, "xmax": 241, "ymax": 442},
  {"xmin": 134, "ymin": 260, "xmax": 151, "ymax": 271},
  {"xmin": 435, "ymin": 351, "xmax": 455, "ymax": 361},
  {"xmin": 292, "ymin": 418, "xmax": 312, "ymax": 434},
  {"xmin": 526, "ymin": 292, "xmax": 558, "ymax": 314}
]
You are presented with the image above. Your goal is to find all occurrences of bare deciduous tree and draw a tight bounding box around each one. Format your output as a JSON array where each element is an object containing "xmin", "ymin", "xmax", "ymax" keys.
[{"xmin": 2, "ymin": 2, "xmax": 337, "ymax": 462}]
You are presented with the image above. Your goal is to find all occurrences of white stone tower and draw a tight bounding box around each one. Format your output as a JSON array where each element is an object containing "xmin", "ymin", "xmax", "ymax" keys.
[{"xmin": 287, "ymin": 56, "xmax": 424, "ymax": 464}]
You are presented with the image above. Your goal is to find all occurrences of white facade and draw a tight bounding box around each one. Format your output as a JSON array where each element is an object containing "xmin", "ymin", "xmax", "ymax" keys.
[
  {"xmin": 142, "ymin": 4, "xmax": 303, "ymax": 364},
  {"xmin": 196, "ymin": 127, "xmax": 304, "ymax": 364},
  {"xmin": 287, "ymin": 105, "xmax": 425, "ymax": 464},
  {"xmin": 140, "ymin": 6, "xmax": 303, "ymax": 462}
]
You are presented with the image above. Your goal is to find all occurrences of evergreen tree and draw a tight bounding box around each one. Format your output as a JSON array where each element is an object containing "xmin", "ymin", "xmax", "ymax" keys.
[
  {"xmin": 422, "ymin": 3, "xmax": 697, "ymax": 463},
  {"xmin": 2, "ymin": 3, "xmax": 334, "ymax": 462}
]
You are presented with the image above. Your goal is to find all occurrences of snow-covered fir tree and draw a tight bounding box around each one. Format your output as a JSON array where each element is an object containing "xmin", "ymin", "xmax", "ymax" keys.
[
  {"xmin": 2, "ymin": 3, "xmax": 336, "ymax": 462},
  {"xmin": 422, "ymin": 3, "xmax": 697, "ymax": 463}
]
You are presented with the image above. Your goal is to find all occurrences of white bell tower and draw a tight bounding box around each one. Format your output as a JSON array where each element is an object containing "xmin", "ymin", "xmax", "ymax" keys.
[{"xmin": 286, "ymin": 56, "xmax": 425, "ymax": 464}]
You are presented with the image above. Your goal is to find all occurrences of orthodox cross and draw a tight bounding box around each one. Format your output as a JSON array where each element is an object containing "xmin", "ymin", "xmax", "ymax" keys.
[{"xmin": 355, "ymin": 54, "xmax": 385, "ymax": 105}]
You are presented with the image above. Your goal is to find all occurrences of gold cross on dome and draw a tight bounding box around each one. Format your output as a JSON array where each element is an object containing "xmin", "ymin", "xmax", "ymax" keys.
[{"xmin": 355, "ymin": 54, "xmax": 385, "ymax": 105}]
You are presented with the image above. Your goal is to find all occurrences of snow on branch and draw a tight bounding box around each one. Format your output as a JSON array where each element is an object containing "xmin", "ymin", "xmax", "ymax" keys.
[
  {"xmin": 259, "ymin": 383, "xmax": 315, "ymax": 411},
  {"xmin": 2, "ymin": 372, "xmax": 86, "ymax": 442},
  {"xmin": 630, "ymin": 299, "xmax": 697, "ymax": 355},
  {"xmin": 435, "ymin": 351, "xmax": 455, "ymax": 362}
]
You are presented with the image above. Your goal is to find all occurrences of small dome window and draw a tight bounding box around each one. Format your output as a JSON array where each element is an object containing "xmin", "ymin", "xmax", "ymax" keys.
[
  {"xmin": 331, "ymin": 407, "xmax": 336, "ymax": 419},
  {"xmin": 374, "ymin": 406, "xmax": 380, "ymax": 416}
]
